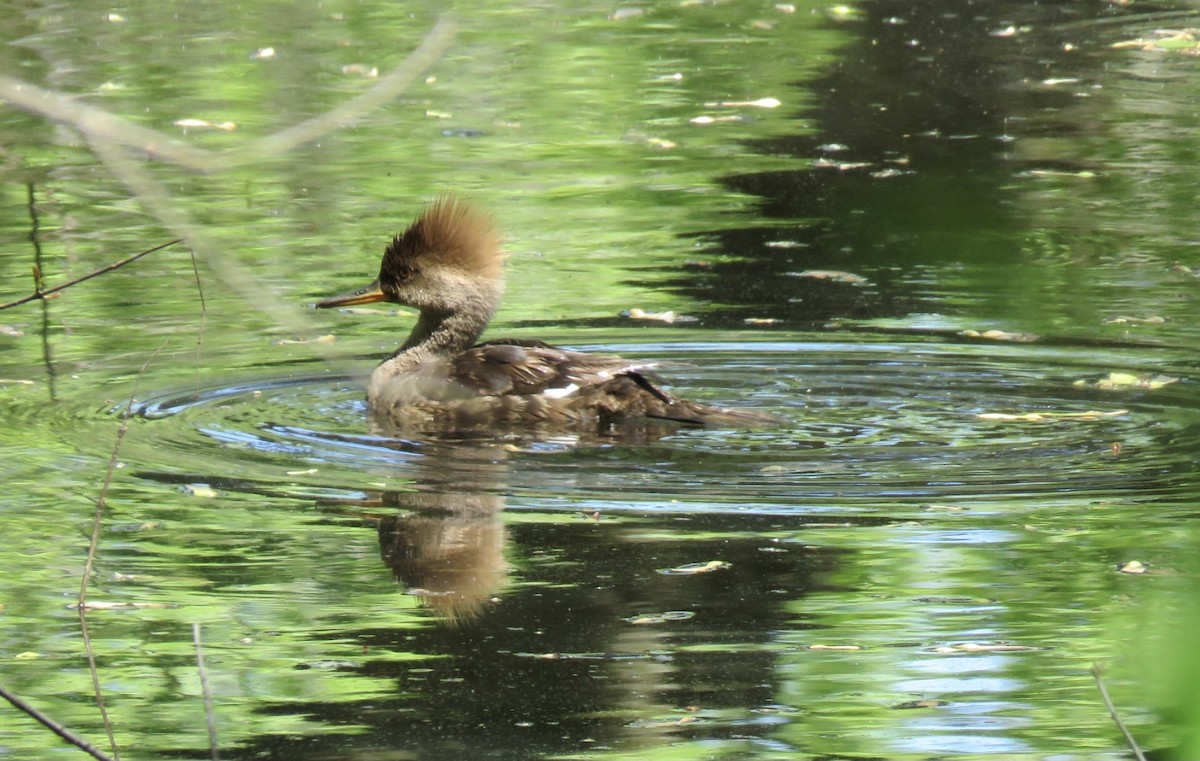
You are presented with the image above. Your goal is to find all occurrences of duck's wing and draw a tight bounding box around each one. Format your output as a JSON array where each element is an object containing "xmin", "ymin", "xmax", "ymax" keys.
[
  {"xmin": 449, "ymin": 339, "xmax": 652, "ymax": 397},
  {"xmin": 374, "ymin": 340, "xmax": 780, "ymax": 430}
]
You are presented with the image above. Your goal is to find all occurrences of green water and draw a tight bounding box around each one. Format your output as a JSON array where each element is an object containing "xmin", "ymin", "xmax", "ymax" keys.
[{"xmin": 2, "ymin": 1, "xmax": 1200, "ymax": 759}]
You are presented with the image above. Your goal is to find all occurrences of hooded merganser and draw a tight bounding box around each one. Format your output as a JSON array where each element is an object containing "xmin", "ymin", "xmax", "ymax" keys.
[{"xmin": 316, "ymin": 195, "xmax": 777, "ymax": 433}]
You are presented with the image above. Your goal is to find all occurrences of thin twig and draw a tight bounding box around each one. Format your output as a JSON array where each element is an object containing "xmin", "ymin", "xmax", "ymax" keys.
[
  {"xmin": 0, "ymin": 237, "xmax": 183, "ymax": 311},
  {"xmin": 27, "ymin": 181, "xmax": 45, "ymax": 294},
  {"xmin": 193, "ymin": 624, "xmax": 219, "ymax": 761},
  {"xmin": 27, "ymin": 182, "xmax": 59, "ymax": 400},
  {"xmin": 78, "ymin": 343, "xmax": 168, "ymax": 761},
  {"xmin": 187, "ymin": 245, "xmax": 207, "ymax": 313},
  {"xmin": 88, "ymin": 138, "xmax": 312, "ymax": 342},
  {"xmin": 1091, "ymin": 662, "xmax": 1147, "ymax": 761},
  {"xmin": 0, "ymin": 683, "xmax": 117, "ymax": 761}
]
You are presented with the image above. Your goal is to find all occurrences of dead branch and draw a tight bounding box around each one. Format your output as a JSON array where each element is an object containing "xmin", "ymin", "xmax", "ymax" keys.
[
  {"xmin": 0, "ymin": 237, "xmax": 184, "ymax": 311},
  {"xmin": 1091, "ymin": 662, "xmax": 1147, "ymax": 761},
  {"xmin": 78, "ymin": 344, "xmax": 168, "ymax": 761},
  {"xmin": 0, "ymin": 16, "xmax": 456, "ymax": 173},
  {"xmin": 193, "ymin": 624, "xmax": 219, "ymax": 761},
  {"xmin": 0, "ymin": 683, "xmax": 116, "ymax": 761},
  {"xmin": 0, "ymin": 75, "xmax": 214, "ymax": 169}
]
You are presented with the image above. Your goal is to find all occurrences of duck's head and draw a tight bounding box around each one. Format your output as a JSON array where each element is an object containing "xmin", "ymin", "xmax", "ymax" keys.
[{"xmin": 317, "ymin": 195, "xmax": 505, "ymax": 315}]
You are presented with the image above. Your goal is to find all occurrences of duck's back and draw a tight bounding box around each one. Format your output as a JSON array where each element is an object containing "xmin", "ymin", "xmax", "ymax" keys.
[{"xmin": 365, "ymin": 339, "xmax": 776, "ymax": 434}]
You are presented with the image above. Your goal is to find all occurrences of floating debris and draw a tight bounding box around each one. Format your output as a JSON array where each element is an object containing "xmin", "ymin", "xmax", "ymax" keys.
[
  {"xmin": 690, "ymin": 114, "xmax": 752, "ymax": 125},
  {"xmin": 825, "ymin": 4, "xmax": 864, "ymax": 21},
  {"xmin": 787, "ymin": 269, "xmax": 869, "ymax": 285},
  {"xmin": 108, "ymin": 521, "xmax": 162, "ymax": 533},
  {"xmin": 1102, "ymin": 315, "xmax": 1166, "ymax": 325},
  {"xmin": 806, "ymin": 643, "xmax": 862, "ymax": 651},
  {"xmin": 1112, "ymin": 29, "xmax": 1200, "ymax": 54},
  {"xmin": 629, "ymin": 714, "xmax": 701, "ymax": 728},
  {"xmin": 893, "ymin": 699, "xmax": 949, "ymax": 709},
  {"xmin": 759, "ymin": 464, "xmax": 800, "ymax": 474},
  {"xmin": 625, "ymin": 131, "xmax": 676, "ymax": 149},
  {"xmin": 609, "ymin": 7, "xmax": 644, "ymax": 21},
  {"xmin": 173, "ymin": 118, "xmax": 237, "ymax": 131},
  {"xmin": 341, "ymin": 63, "xmax": 379, "ymax": 78},
  {"xmin": 250, "ymin": 47, "xmax": 276, "ymax": 60},
  {"xmin": 813, "ymin": 158, "xmax": 872, "ymax": 171},
  {"xmin": 275, "ymin": 334, "xmax": 335, "ymax": 346},
  {"xmin": 959, "ymin": 328, "xmax": 1038, "ymax": 342},
  {"xmin": 658, "ymin": 560, "xmax": 731, "ymax": 576},
  {"xmin": 74, "ymin": 601, "xmax": 173, "ymax": 611},
  {"xmin": 930, "ymin": 642, "xmax": 1036, "ymax": 653},
  {"xmin": 624, "ymin": 611, "xmax": 696, "ymax": 625},
  {"xmin": 1020, "ymin": 168, "xmax": 1099, "ymax": 179},
  {"xmin": 1074, "ymin": 372, "xmax": 1178, "ymax": 391},
  {"xmin": 1118, "ymin": 560, "xmax": 1147, "ymax": 574},
  {"xmin": 622, "ymin": 307, "xmax": 696, "ymax": 323},
  {"xmin": 975, "ymin": 410, "xmax": 1128, "ymax": 422},
  {"xmin": 703, "ymin": 97, "xmax": 781, "ymax": 109}
]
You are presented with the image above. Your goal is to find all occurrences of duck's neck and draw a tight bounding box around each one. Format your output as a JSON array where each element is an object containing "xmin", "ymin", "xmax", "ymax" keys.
[{"xmin": 367, "ymin": 307, "xmax": 491, "ymax": 402}]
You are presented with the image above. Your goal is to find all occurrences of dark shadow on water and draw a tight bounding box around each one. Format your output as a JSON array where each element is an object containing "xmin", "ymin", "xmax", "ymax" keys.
[
  {"xmin": 632, "ymin": 1, "xmax": 1193, "ymax": 329},
  {"xmin": 237, "ymin": 513, "xmax": 852, "ymax": 761}
]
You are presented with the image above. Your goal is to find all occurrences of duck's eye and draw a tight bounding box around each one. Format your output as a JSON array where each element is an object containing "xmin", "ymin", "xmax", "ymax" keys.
[{"xmin": 390, "ymin": 263, "xmax": 417, "ymax": 282}]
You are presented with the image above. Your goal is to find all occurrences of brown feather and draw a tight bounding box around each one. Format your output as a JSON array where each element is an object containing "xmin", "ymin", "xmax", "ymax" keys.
[{"xmin": 381, "ymin": 195, "xmax": 503, "ymax": 280}]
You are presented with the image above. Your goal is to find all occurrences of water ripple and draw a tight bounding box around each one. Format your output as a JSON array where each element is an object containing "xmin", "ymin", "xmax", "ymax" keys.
[{"xmin": 119, "ymin": 340, "xmax": 1198, "ymax": 513}]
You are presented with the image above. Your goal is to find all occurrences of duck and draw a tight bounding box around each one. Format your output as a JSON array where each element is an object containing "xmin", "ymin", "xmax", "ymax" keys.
[{"xmin": 316, "ymin": 195, "xmax": 777, "ymax": 433}]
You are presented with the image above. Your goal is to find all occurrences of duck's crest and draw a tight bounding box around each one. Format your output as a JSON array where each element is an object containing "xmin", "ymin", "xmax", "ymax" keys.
[{"xmin": 384, "ymin": 195, "xmax": 504, "ymax": 280}]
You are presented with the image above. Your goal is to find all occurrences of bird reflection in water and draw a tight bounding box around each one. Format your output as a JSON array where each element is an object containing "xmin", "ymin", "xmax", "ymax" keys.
[
  {"xmin": 375, "ymin": 492, "xmax": 506, "ymax": 622},
  {"xmin": 320, "ymin": 438, "xmax": 513, "ymax": 623}
]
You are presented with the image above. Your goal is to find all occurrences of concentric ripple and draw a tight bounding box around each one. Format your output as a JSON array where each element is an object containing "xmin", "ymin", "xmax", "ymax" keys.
[{"xmin": 117, "ymin": 339, "xmax": 1200, "ymax": 515}]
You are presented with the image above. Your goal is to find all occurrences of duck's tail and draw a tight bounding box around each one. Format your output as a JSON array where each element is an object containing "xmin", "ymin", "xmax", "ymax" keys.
[{"xmin": 625, "ymin": 372, "xmax": 782, "ymax": 428}]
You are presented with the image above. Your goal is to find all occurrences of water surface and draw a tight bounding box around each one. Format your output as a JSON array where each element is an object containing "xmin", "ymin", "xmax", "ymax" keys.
[{"xmin": 2, "ymin": 1, "xmax": 1199, "ymax": 760}]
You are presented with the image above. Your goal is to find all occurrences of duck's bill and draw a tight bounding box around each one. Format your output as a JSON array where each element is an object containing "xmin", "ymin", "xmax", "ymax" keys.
[{"xmin": 316, "ymin": 280, "xmax": 387, "ymax": 308}]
